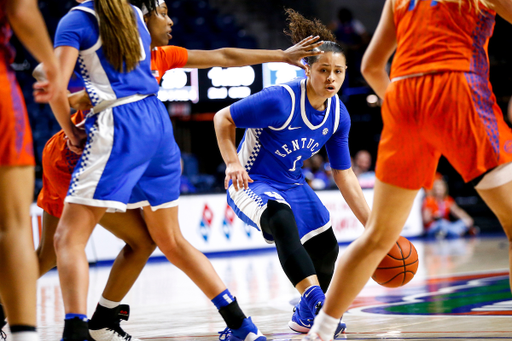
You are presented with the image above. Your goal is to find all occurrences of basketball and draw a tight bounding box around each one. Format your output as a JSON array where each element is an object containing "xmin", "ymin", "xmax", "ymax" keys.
[{"xmin": 371, "ymin": 236, "xmax": 419, "ymax": 288}]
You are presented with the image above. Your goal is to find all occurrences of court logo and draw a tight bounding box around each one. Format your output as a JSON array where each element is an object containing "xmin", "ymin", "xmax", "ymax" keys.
[
  {"xmin": 222, "ymin": 204, "xmax": 236, "ymax": 240},
  {"xmin": 199, "ymin": 204, "xmax": 214, "ymax": 242},
  {"xmin": 349, "ymin": 272, "xmax": 512, "ymax": 316},
  {"xmin": 504, "ymin": 140, "xmax": 512, "ymax": 154}
]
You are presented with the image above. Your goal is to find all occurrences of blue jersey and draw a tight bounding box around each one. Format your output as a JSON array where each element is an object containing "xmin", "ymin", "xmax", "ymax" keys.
[
  {"xmin": 230, "ymin": 78, "xmax": 352, "ymax": 187},
  {"xmin": 54, "ymin": 0, "xmax": 158, "ymax": 107}
]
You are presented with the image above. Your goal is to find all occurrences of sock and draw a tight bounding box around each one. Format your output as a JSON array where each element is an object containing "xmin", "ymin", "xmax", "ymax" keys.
[
  {"xmin": 310, "ymin": 310, "xmax": 338, "ymax": 341},
  {"xmin": 98, "ymin": 296, "xmax": 120, "ymax": 309},
  {"xmin": 302, "ymin": 285, "xmax": 325, "ymax": 315},
  {"xmin": 0, "ymin": 304, "xmax": 5, "ymax": 323},
  {"xmin": 65, "ymin": 314, "xmax": 87, "ymax": 321},
  {"xmin": 62, "ymin": 316, "xmax": 89, "ymax": 341},
  {"xmin": 211, "ymin": 289, "xmax": 235, "ymax": 310},
  {"xmin": 10, "ymin": 328, "xmax": 39, "ymax": 341}
]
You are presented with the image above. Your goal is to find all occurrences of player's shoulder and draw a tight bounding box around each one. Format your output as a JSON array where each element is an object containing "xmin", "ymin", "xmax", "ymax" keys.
[
  {"xmin": 262, "ymin": 78, "xmax": 304, "ymax": 101},
  {"xmin": 335, "ymin": 96, "xmax": 351, "ymax": 125},
  {"xmin": 154, "ymin": 45, "xmax": 187, "ymax": 56},
  {"xmin": 336, "ymin": 96, "xmax": 349, "ymax": 114},
  {"xmin": 62, "ymin": 2, "xmax": 96, "ymax": 25},
  {"xmin": 69, "ymin": 1, "xmax": 95, "ymax": 16}
]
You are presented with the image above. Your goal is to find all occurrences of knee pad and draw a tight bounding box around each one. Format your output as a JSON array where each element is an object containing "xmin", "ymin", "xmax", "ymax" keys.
[
  {"xmin": 260, "ymin": 200, "xmax": 316, "ymax": 286},
  {"xmin": 304, "ymin": 228, "xmax": 339, "ymax": 291}
]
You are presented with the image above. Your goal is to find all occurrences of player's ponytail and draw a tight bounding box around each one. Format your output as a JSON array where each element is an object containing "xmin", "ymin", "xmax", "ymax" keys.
[
  {"xmin": 284, "ymin": 8, "xmax": 344, "ymax": 66},
  {"xmin": 95, "ymin": 0, "xmax": 141, "ymax": 72}
]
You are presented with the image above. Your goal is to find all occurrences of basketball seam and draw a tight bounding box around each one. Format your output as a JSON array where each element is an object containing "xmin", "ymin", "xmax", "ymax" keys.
[
  {"xmin": 396, "ymin": 240, "xmax": 406, "ymax": 286},
  {"xmin": 375, "ymin": 259, "xmax": 419, "ymax": 270},
  {"xmin": 378, "ymin": 271, "xmax": 417, "ymax": 286}
]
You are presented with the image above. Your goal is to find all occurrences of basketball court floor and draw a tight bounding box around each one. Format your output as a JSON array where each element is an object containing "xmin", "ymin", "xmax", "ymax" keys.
[{"xmin": 11, "ymin": 235, "xmax": 512, "ymax": 341}]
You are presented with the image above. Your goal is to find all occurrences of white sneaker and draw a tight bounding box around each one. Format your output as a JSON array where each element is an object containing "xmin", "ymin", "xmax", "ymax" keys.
[{"xmin": 89, "ymin": 328, "xmax": 140, "ymax": 341}]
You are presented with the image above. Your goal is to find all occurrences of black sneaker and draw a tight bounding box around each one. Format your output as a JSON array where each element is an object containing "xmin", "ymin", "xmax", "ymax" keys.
[
  {"xmin": 89, "ymin": 305, "xmax": 138, "ymax": 341},
  {"xmin": 1, "ymin": 321, "xmax": 7, "ymax": 341},
  {"xmin": 0, "ymin": 304, "xmax": 6, "ymax": 341}
]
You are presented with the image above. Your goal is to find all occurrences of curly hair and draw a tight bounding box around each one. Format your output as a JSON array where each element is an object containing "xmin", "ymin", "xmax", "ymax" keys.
[{"xmin": 283, "ymin": 8, "xmax": 344, "ymax": 66}]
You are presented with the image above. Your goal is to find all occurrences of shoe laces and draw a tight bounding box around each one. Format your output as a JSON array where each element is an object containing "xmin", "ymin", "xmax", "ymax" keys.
[
  {"xmin": 0, "ymin": 329, "xmax": 6, "ymax": 341},
  {"xmin": 218, "ymin": 327, "xmax": 231, "ymax": 341},
  {"xmin": 314, "ymin": 301, "xmax": 323, "ymax": 315},
  {"xmin": 105, "ymin": 327, "xmax": 131, "ymax": 341}
]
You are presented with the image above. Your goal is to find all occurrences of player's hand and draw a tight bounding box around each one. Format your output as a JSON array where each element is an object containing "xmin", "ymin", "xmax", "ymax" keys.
[
  {"xmin": 225, "ymin": 162, "xmax": 253, "ymax": 191},
  {"xmin": 66, "ymin": 124, "xmax": 87, "ymax": 155},
  {"xmin": 33, "ymin": 62, "xmax": 66, "ymax": 103},
  {"xmin": 283, "ymin": 36, "xmax": 324, "ymax": 70},
  {"xmin": 69, "ymin": 90, "xmax": 93, "ymax": 111}
]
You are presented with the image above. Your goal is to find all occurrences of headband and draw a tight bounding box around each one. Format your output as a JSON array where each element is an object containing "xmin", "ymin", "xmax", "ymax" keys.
[{"xmin": 141, "ymin": 0, "xmax": 166, "ymax": 15}]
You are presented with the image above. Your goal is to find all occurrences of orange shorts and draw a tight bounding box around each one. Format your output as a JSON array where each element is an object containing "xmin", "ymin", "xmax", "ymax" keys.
[
  {"xmin": 0, "ymin": 59, "xmax": 35, "ymax": 166},
  {"xmin": 37, "ymin": 111, "xmax": 84, "ymax": 218},
  {"xmin": 376, "ymin": 71, "xmax": 512, "ymax": 190}
]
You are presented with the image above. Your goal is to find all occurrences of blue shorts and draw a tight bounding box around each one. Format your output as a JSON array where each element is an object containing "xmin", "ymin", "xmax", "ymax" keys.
[
  {"xmin": 227, "ymin": 180, "xmax": 331, "ymax": 244},
  {"xmin": 65, "ymin": 95, "xmax": 181, "ymax": 212}
]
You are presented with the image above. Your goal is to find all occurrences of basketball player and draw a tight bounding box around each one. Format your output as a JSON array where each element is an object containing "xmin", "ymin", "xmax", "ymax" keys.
[
  {"xmin": 33, "ymin": 2, "xmax": 323, "ymax": 341},
  {"xmin": 305, "ymin": 0, "xmax": 512, "ymax": 340},
  {"xmin": 214, "ymin": 9, "xmax": 371, "ymax": 337},
  {"xmin": 44, "ymin": 0, "xmax": 329, "ymax": 340},
  {"xmin": 0, "ymin": 1, "xmax": 67, "ymax": 341}
]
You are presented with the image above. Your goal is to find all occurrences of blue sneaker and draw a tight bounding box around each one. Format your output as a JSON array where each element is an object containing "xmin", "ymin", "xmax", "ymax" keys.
[
  {"xmin": 288, "ymin": 299, "xmax": 315, "ymax": 333},
  {"xmin": 288, "ymin": 300, "xmax": 347, "ymax": 337},
  {"xmin": 218, "ymin": 317, "xmax": 266, "ymax": 341}
]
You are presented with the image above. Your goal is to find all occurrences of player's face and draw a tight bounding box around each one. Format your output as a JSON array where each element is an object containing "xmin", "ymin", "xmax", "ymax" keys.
[
  {"xmin": 306, "ymin": 52, "xmax": 346, "ymax": 99},
  {"xmin": 146, "ymin": 4, "xmax": 173, "ymax": 47}
]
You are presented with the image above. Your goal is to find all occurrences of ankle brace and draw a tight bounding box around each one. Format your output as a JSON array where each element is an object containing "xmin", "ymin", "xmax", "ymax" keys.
[{"xmin": 218, "ymin": 299, "xmax": 246, "ymax": 330}]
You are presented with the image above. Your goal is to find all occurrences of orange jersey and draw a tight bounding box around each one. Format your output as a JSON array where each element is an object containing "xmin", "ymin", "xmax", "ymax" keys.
[
  {"xmin": 37, "ymin": 111, "xmax": 86, "ymax": 218},
  {"xmin": 151, "ymin": 45, "xmax": 188, "ymax": 84},
  {"xmin": 391, "ymin": 0, "xmax": 496, "ymax": 79}
]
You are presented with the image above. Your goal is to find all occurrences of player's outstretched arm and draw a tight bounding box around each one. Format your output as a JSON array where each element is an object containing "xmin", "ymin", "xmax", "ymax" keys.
[
  {"xmin": 332, "ymin": 167, "xmax": 371, "ymax": 227},
  {"xmin": 185, "ymin": 35, "xmax": 323, "ymax": 70},
  {"xmin": 213, "ymin": 106, "xmax": 253, "ymax": 191}
]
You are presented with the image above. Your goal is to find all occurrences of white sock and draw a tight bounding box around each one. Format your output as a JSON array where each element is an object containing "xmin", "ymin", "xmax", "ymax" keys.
[
  {"xmin": 98, "ymin": 296, "xmax": 120, "ymax": 309},
  {"xmin": 11, "ymin": 331, "xmax": 39, "ymax": 341},
  {"xmin": 310, "ymin": 310, "xmax": 338, "ymax": 341}
]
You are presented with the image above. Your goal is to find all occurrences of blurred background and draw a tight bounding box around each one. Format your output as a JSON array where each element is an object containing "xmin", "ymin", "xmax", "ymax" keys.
[{"xmin": 9, "ymin": 0, "xmax": 512, "ymax": 235}]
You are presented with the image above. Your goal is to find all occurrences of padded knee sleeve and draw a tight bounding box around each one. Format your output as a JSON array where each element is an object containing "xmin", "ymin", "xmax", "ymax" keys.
[
  {"xmin": 304, "ymin": 228, "xmax": 339, "ymax": 292},
  {"xmin": 260, "ymin": 200, "xmax": 316, "ymax": 286}
]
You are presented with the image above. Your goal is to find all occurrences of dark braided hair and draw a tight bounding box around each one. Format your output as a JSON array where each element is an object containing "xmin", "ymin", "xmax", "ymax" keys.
[
  {"xmin": 284, "ymin": 8, "xmax": 345, "ymax": 66},
  {"xmin": 129, "ymin": 0, "xmax": 159, "ymax": 14}
]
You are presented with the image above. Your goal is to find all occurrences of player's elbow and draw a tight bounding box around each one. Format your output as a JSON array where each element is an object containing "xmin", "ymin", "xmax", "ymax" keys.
[
  {"xmin": 213, "ymin": 107, "xmax": 232, "ymax": 131},
  {"xmin": 360, "ymin": 59, "xmax": 377, "ymax": 79}
]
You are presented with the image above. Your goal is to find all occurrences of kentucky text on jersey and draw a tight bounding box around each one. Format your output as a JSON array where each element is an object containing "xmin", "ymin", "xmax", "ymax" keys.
[
  {"xmin": 230, "ymin": 78, "xmax": 352, "ymax": 186},
  {"xmin": 275, "ymin": 138, "xmax": 322, "ymax": 157}
]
